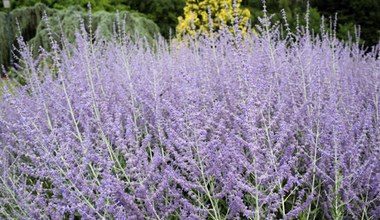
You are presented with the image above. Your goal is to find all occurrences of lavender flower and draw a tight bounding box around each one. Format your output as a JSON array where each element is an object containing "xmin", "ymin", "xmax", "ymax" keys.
[{"xmin": 0, "ymin": 8, "xmax": 379, "ymax": 220}]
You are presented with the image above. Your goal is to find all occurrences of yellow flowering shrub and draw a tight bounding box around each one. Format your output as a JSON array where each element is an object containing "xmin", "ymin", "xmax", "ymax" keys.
[{"xmin": 177, "ymin": 0, "xmax": 251, "ymax": 37}]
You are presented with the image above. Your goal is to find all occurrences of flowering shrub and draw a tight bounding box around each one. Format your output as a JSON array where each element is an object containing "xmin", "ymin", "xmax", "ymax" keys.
[{"xmin": 0, "ymin": 12, "xmax": 379, "ymax": 219}]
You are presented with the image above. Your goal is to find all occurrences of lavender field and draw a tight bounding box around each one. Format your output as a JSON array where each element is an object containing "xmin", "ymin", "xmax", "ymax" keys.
[{"xmin": 0, "ymin": 14, "xmax": 379, "ymax": 219}]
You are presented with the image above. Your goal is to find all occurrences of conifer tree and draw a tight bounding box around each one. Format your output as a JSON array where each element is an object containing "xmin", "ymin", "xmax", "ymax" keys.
[{"xmin": 176, "ymin": 0, "xmax": 251, "ymax": 36}]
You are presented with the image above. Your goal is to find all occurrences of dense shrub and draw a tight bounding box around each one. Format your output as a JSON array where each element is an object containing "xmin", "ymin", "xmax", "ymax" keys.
[
  {"xmin": 0, "ymin": 11, "xmax": 379, "ymax": 219},
  {"xmin": 177, "ymin": 0, "xmax": 251, "ymax": 36}
]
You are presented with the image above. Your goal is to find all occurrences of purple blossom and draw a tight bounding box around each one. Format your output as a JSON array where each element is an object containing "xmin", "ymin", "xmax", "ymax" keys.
[{"xmin": 0, "ymin": 8, "xmax": 379, "ymax": 220}]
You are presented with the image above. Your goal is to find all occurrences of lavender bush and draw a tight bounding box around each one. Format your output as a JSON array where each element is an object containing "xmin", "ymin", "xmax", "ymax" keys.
[{"xmin": 0, "ymin": 10, "xmax": 379, "ymax": 220}]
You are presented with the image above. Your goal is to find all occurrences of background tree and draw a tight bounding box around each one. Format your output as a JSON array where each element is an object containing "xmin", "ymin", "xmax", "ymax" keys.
[
  {"xmin": 241, "ymin": 0, "xmax": 322, "ymax": 36},
  {"xmin": 240, "ymin": 0, "xmax": 379, "ymax": 47},
  {"xmin": 8, "ymin": 0, "xmax": 186, "ymax": 39},
  {"xmin": 9, "ymin": 0, "xmax": 129, "ymax": 11},
  {"xmin": 176, "ymin": 0, "xmax": 251, "ymax": 36},
  {"xmin": 311, "ymin": 0, "xmax": 380, "ymax": 46},
  {"xmin": 0, "ymin": 3, "xmax": 159, "ymax": 70},
  {"xmin": 120, "ymin": 0, "xmax": 186, "ymax": 38}
]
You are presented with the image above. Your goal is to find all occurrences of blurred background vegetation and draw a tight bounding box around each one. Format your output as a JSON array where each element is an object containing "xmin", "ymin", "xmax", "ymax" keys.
[{"xmin": 0, "ymin": 0, "xmax": 379, "ymax": 70}]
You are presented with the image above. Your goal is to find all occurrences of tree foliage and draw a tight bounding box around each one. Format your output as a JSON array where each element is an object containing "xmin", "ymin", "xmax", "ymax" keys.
[
  {"xmin": 241, "ymin": 0, "xmax": 379, "ymax": 47},
  {"xmin": 176, "ymin": 0, "xmax": 251, "ymax": 36},
  {"xmin": 0, "ymin": 3, "xmax": 55, "ymax": 69},
  {"xmin": 241, "ymin": 0, "xmax": 322, "ymax": 35},
  {"xmin": 2, "ymin": 0, "xmax": 379, "ymax": 46},
  {"xmin": 9, "ymin": 0, "xmax": 129, "ymax": 12},
  {"xmin": 7, "ymin": 0, "xmax": 186, "ymax": 39},
  {"xmin": 0, "ymin": 3, "xmax": 159, "ymax": 69},
  {"xmin": 123, "ymin": 0, "xmax": 186, "ymax": 38},
  {"xmin": 311, "ymin": 0, "xmax": 380, "ymax": 46}
]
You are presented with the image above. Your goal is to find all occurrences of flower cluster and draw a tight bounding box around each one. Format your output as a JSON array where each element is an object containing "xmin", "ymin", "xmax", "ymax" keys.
[{"xmin": 0, "ymin": 15, "xmax": 379, "ymax": 219}]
